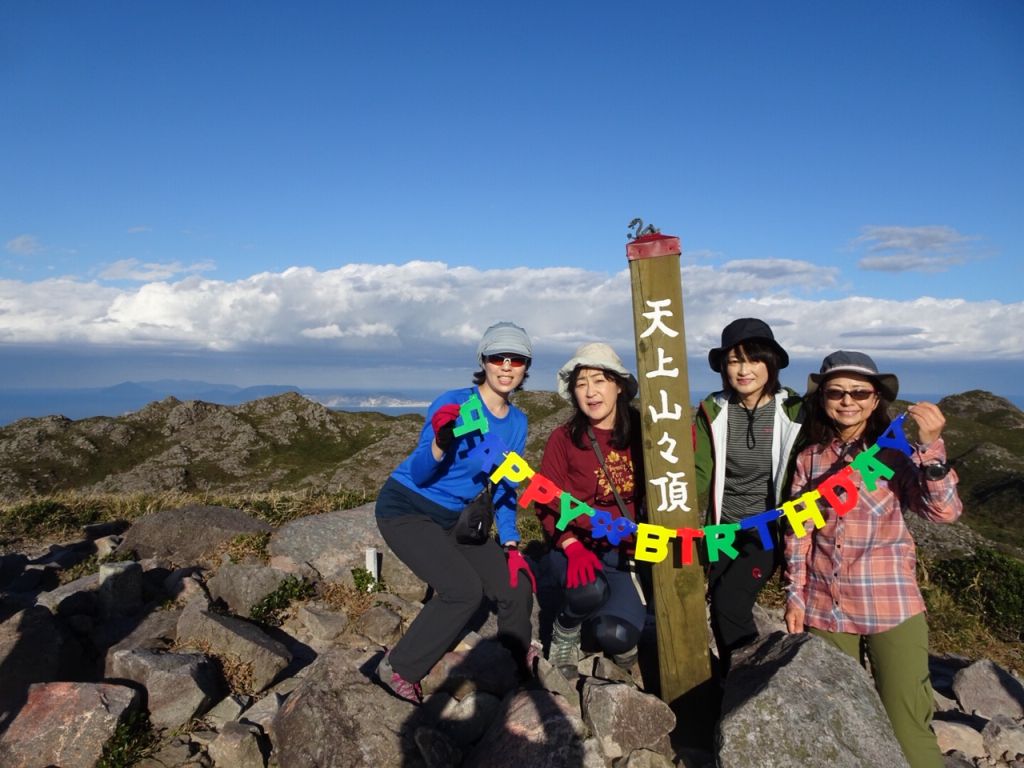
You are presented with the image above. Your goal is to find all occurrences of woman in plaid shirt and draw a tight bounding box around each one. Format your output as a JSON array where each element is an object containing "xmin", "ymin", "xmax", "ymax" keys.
[{"xmin": 784, "ymin": 351, "xmax": 962, "ymax": 768}]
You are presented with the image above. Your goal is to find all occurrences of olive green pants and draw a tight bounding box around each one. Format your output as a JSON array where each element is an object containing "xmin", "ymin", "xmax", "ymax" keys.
[{"xmin": 809, "ymin": 612, "xmax": 942, "ymax": 768}]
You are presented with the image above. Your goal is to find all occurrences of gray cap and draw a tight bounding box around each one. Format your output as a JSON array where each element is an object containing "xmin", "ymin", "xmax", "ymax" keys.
[
  {"xmin": 556, "ymin": 342, "xmax": 639, "ymax": 401},
  {"xmin": 807, "ymin": 350, "xmax": 899, "ymax": 401},
  {"xmin": 476, "ymin": 321, "xmax": 532, "ymax": 361}
]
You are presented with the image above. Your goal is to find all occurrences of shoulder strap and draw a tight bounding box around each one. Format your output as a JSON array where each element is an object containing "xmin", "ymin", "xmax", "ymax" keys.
[{"xmin": 586, "ymin": 425, "xmax": 631, "ymax": 518}]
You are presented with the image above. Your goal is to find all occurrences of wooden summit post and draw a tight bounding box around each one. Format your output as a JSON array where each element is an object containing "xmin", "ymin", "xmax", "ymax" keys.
[{"xmin": 626, "ymin": 225, "xmax": 713, "ymax": 712}]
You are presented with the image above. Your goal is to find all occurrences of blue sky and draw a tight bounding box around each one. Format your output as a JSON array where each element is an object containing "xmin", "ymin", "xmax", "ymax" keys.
[{"xmin": 1, "ymin": 1, "xmax": 1022, "ymax": 402}]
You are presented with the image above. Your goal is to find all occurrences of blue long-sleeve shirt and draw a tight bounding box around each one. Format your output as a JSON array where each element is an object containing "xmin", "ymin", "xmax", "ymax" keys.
[{"xmin": 388, "ymin": 386, "xmax": 528, "ymax": 544}]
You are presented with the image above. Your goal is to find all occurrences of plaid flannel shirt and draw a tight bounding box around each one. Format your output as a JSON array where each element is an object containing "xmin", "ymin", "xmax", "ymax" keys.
[{"xmin": 784, "ymin": 436, "xmax": 962, "ymax": 635}]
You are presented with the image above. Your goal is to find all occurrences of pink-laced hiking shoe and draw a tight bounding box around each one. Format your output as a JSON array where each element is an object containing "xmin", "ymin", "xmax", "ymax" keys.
[
  {"xmin": 376, "ymin": 653, "xmax": 422, "ymax": 704},
  {"xmin": 524, "ymin": 643, "xmax": 541, "ymax": 677}
]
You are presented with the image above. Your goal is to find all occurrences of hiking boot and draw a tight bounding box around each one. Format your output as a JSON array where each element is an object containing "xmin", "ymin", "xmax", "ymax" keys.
[
  {"xmin": 547, "ymin": 621, "xmax": 581, "ymax": 680},
  {"xmin": 611, "ymin": 646, "xmax": 638, "ymax": 672},
  {"xmin": 611, "ymin": 646, "xmax": 643, "ymax": 687},
  {"xmin": 376, "ymin": 652, "xmax": 422, "ymax": 704}
]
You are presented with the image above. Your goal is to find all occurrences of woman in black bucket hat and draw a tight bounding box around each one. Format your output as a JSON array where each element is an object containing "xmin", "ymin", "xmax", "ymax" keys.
[{"xmin": 695, "ymin": 318, "xmax": 805, "ymax": 678}]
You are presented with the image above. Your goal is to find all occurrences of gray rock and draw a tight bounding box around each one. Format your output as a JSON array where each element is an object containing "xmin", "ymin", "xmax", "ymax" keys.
[
  {"xmin": 106, "ymin": 648, "xmax": 222, "ymax": 730},
  {"xmin": 268, "ymin": 505, "xmax": 427, "ymax": 601},
  {"xmin": 463, "ymin": 689, "xmax": 587, "ymax": 768},
  {"xmin": 982, "ymin": 714, "xmax": 1024, "ymax": 762},
  {"xmin": 296, "ymin": 602, "xmax": 349, "ymax": 643},
  {"xmin": 952, "ymin": 659, "xmax": 1024, "ymax": 719},
  {"xmin": 413, "ymin": 726, "xmax": 463, "ymax": 768},
  {"xmin": 176, "ymin": 604, "xmax": 291, "ymax": 693},
  {"xmin": 120, "ymin": 505, "xmax": 272, "ymax": 565},
  {"xmin": 353, "ymin": 603, "xmax": 404, "ymax": 646},
  {"xmin": 717, "ymin": 632, "xmax": 910, "ymax": 768},
  {"xmin": 207, "ymin": 720, "xmax": 268, "ymax": 768},
  {"xmin": 98, "ymin": 560, "xmax": 144, "ymax": 618},
  {"xmin": 203, "ymin": 693, "xmax": 253, "ymax": 729},
  {"xmin": 581, "ymin": 679, "xmax": 675, "ymax": 759},
  {"xmin": 933, "ymin": 719, "xmax": 985, "ymax": 760},
  {"xmin": 616, "ymin": 748, "xmax": 676, "ymax": 767},
  {"xmin": 0, "ymin": 681, "xmax": 140, "ymax": 768},
  {"xmin": 207, "ymin": 563, "xmax": 293, "ymax": 618},
  {"xmin": 420, "ymin": 641, "xmax": 520, "ymax": 699},
  {"xmin": 34, "ymin": 572, "xmax": 99, "ymax": 615},
  {"xmin": 102, "ymin": 605, "xmax": 181, "ymax": 660},
  {"xmin": 270, "ymin": 647, "xmax": 423, "ymax": 768},
  {"xmin": 0, "ymin": 607, "xmax": 63, "ymax": 730},
  {"xmin": 434, "ymin": 690, "xmax": 504, "ymax": 746}
]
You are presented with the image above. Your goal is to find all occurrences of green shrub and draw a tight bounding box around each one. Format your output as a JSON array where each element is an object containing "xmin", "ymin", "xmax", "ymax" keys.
[
  {"xmin": 96, "ymin": 711, "xmax": 156, "ymax": 768},
  {"xmin": 928, "ymin": 547, "xmax": 1024, "ymax": 641},
  {"xmin": 249, "ymin": 576, "xmax": 315, "ymax": 626},
  {"xmin": 351, "ymin": 566, "xmax": 385, "ymax": 593}
]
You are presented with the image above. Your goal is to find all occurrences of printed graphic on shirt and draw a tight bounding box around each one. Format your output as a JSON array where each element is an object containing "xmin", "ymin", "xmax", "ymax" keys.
[{"xmin": 594, "ymin": 450, "xmax": 635, "ymax": 503}]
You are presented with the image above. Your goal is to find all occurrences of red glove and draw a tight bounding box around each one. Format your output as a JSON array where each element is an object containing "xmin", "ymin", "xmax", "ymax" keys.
[
  {"xmin": 431, "ymin": 403, "xmax": 461, "ymax": 451},
  {"xmin": 507, "ymin": 549, "xmax": 536, "ymax": 593},
  {"xmin": 564, "ymin": 540, "xmax": 602, "ymax": 589}
]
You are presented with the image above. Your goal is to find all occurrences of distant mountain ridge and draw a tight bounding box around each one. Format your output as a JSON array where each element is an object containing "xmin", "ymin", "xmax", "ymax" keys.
[
  {"xmin": 0, "ymin": 380, "xmax": 436, "ymax": 425},
  {"xmin": 0, "ymin": 388, "xmax": 1021, "ymax": 553}
]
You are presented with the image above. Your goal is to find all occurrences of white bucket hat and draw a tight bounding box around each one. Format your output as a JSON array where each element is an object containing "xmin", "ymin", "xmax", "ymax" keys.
[{"xmin": 556, "ymin": 342, "xmax": 639, "ymax": 401}]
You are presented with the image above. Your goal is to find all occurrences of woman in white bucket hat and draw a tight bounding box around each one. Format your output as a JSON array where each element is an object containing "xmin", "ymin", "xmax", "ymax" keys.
[
  {"xmin": 374, "ymin": 322, "xmax": 537, "ymax": 703},
  {"xmin": 533, "ymin": 342, "xmax": 648, "ymax": 681}
]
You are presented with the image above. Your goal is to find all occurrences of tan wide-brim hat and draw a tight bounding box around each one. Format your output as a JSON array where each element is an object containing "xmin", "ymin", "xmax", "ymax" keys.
[
  {"xmin": 807, "ymin": 350, "xmax": 900, "ymax": 401},
  {"xmin": 556, "ymin": 342, "xmax": 639, "ymax": 401}
]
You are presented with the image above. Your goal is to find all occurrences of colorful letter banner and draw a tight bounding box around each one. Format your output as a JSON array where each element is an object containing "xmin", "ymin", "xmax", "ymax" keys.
[{"xmin": 454, "ymin": 394, "xmax": 912, "ymax": 566}]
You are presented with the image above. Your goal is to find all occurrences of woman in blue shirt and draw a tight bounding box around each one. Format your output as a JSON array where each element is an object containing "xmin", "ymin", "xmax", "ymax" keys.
[{"xmin": 374, "ymin": 321, "xmax": 537, "ymax": 703}]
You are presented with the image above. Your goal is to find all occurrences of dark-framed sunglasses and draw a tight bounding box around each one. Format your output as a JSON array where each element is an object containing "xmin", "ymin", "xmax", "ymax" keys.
[
  {"xmin": 485, "ymin": 354, "xmax": 529, "ymax": 368},
  {"xmin": 822, "ymin": 388, "xmax": 876, "ymax": 401}
]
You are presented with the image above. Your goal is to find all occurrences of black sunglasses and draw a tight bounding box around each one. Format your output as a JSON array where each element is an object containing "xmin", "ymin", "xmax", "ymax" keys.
[{"xmin": 823, "ymin": 388, "xmax": 876, "ymax": 401}]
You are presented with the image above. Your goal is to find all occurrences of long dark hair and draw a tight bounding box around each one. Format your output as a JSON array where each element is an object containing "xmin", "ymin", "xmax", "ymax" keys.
[
  {"xmin": 565, "ymin": 367, "xmax": 637, "ymax": 450},
  {"xmin": 718, "ymin": 339, "xmax": 784, "ymax": 399},
  {"xmin": 804, "ymin": 375, "xmax": 893, "ymax": 447}
]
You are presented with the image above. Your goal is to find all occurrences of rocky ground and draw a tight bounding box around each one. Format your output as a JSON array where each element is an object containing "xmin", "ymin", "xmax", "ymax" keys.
[{"xmin": 1, "ymin": 502, "xmax": 1023, "ymax": 767}]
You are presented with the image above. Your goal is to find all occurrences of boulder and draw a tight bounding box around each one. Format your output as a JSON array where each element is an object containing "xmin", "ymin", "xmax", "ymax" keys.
[
  {"xmin": 106, "ymin": 648, "xmax": 222, "ymax": 730},
  {"xmin": 981, "ymin": 714, "xmax": 1024, "ymax": 763},
  {"xmin": 207, "ymin": 563, "xmax": 294, "ymax": 618},
  {"xmin": 581, "ymin": 679, "xmax": 675, "ymax": 759},
  {"xmin": 717, "ymin": 632, "xmax": 910, "ymax": 768},
  {"xmin": 0, "ymin": 607, "xmax": 63, "ymax": 730},
  {"xmin": 462, "ymin": 689, "xmax": 587, "ymax": 768},
  {"xmin": 176, "ymin": 603, "xmax": 291, "ymax": 693},
  {"xmin": 0, "ymin": 681, "xmax": 139, "ymax": 768},
  {"xmin": 268, "ymin": 505, "xmax": 426, "ymax": 601},
  {"xmin": 208, "ymin": 720, "xmax": 268, "ymax": 768},
  {"xmin": 119, "ymin": 505, "xmax": 272, "ymax": 565},
  {"xmin": 270, "ymin": 648, "xmax": 422, "ymax": 768},
  {"xmin": 952, "ymin": 659, "xmax": 1024, "ymax": 719}
]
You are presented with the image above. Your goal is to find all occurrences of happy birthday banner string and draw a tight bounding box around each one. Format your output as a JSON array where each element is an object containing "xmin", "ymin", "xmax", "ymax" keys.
[{"xmin": 451, "ymin": 393, "xmax": 913, "ymax": 566}]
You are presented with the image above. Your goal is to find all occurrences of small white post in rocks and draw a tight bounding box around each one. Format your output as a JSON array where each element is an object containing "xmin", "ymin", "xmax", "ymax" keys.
[{"xmin": 365, "ymin": 547, "xmax": 379, "ymax": 591}]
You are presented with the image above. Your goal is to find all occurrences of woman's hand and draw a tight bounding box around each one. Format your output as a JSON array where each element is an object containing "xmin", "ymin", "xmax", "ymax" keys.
[
  {"xmin": 564, "ymin": 540, "xmax": 602, "ymax": 588},
  {"xmin": 907, "ymin": 401, "xmax": 946, "ymax": 446},
  {"xmin": 506, "ymin": 549, "xmax": 536, "ymax": 593},
  {"xmin": 784, "ymin": 603, "xmax": 805, "ymax": 634}
]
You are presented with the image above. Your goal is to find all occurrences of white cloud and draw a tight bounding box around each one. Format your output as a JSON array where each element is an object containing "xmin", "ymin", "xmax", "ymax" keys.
[
  {"xmin": 98, "ymin": 258, "xmax": 216, "ymax": 282},
  {"xmin": 0, "ymin": 261, "xmax": 1020, "ymax": 367},
  {"xmin": 851, "ymin": 225, "xmax": 980, "ymax": 273},
  {"xmin": 5, "ymin": 234, "xmax": 42, "ymax": 256}
]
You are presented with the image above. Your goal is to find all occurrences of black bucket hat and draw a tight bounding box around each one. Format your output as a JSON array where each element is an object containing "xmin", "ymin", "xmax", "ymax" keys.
[
  {"xmin": 807, "ymin": 350, "xmax": 899, "ymax": 401},
  {"xmin": 708, "ymin": 318, "xmax": 789, "ymax": 372}
]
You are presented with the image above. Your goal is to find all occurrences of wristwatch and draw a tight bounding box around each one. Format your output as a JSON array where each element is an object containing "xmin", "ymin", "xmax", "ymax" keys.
[{"xmin": 922, "ymin": 462, "xmax": 951, "ymax": 480}]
